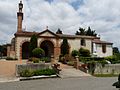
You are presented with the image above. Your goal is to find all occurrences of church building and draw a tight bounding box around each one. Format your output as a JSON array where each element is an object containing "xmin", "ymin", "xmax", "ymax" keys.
[{"xmin": 7, "ymin": 1, "xmax": 113, "ymax": 60}]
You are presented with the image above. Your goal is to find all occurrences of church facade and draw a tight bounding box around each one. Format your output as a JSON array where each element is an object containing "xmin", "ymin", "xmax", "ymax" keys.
[{"xmin": 7, "ymin": 1, "xmax": 113, "ymax": 60}]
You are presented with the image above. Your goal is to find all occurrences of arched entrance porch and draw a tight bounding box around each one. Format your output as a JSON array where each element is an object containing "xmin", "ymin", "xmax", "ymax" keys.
[{"xmin": 40, "ymin": 40, "xmax": 54, "ymax": 58}]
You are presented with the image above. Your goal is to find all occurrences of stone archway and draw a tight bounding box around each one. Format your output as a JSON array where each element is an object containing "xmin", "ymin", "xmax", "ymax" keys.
[
  {"xmin": 40, "ymin": 40, "xmax": 54, "ymax": 58},
  {"xmin": 22, "ymin": 42, "xmax": 30, "ymax": 59}
]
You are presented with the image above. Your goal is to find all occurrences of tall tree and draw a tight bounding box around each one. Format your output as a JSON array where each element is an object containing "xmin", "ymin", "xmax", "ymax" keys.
[
  {"xmin": 86, "ymin": 26, "xmax": 97, "ymax": 36},
  {"xmin": 0, "ymin": 45, "xmax": 7, "ymax": 57},
  {"xmin": 56, "ymin": 28, "xmax": 63, "ymax": 34},
  {"xmin": 61, "ymin": 38, "xmax": 69, "ymax": 56},
  {"xmin": 76, "ymin": 27, "xmax": 86, "ymax": 35},
  {"xmin": 113, "ymin": 47, "xmax": 119, "ymax": 54},
  {"xmin": 29, "ymin": 34, "xmax": 38, "ymax": 57},
  {"xmin": 86, "ymin": 26, "xmax": 92, "ymax": 36}
]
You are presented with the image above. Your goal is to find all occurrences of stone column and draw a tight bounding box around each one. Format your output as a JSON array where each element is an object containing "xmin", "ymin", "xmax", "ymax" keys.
[
  {"xmin": 51, "ymin": 55, "xmax": 55, "ymax": 65},
  {"xmin": 54, "ymin": 47, "xmax": 60, "ymax": 60},
  {"xmin": 19, "ymin": 45, "xmax": 22, "ymax": 64},
  {"xmin": 74, "ymin": 56, "xmax": 79, "ymax": 69}
]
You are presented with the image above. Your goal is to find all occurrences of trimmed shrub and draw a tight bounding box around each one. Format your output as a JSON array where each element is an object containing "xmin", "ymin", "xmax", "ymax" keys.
[
  {"xmin": 33, "ymin": 68, "xmax": 56, "ymax": 76},
  {"xmin": 28, "ymin": 57, "xmax": 40, "ymax": 63},
  {"xmin": 32, "ymin": 58, "xmax": 40, "ymax": 63},
  {"xmin": 40, "ymin": 57, "xmax": 50, "ymax": 63},
  {"xmin": 71, "ymin": 50, "xmax": 79, "ymax": 57},
  {"xmin": 32, "ymin": 48, "xmax": 45, "ymax": 58},
  {"xmin": 79, "ymin": 48, "xmax": 90, "ymax": 57},
  {"xmin": 61, "ymin": 38, "xmax": 69, "ymax": 56},
  {"xmin": 29, "ymin": 34, "xmax": 38, "ymax": 57},
  {"xmin": 20, "ymin": 68, "xmax": 56, "ymax": 77}
]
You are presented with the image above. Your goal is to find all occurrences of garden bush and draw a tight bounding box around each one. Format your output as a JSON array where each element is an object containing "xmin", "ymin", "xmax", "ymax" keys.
[
  {"xmin": 71, "ymin": 50, "xmax": 79, "ymax": 57},
  {"xmin": 20, "ymin": 68, "xmax": 56, "ymax": 77},
  {"xmin": 33, "ymin": 68, "xmax": 56, "ymax": 76},
  {"xmin": 40, "ymin": 57, "xmax": 50, "ymax": 63},
  {"xmin": 32, "ymin": 48, "xmax": 45, "ymax": 58},
  {"xmin": 79, "ymin": 48, "xmax": 90, "ymax": 57},
  {"xmin": 28, "ymin": 57, "xmax": 40, "ymax": 63},
  {"xmin": 20, "ymin": 69, "xmax": 33, "ymax": 77}
]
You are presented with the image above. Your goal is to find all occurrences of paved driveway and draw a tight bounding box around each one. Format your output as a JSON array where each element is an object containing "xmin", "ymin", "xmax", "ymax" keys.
[{"xmin": 0, "ymin": 77, "xmax": 117, "ymax": 90}]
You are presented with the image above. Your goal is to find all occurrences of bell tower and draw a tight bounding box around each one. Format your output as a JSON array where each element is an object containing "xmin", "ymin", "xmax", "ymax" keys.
[{"xmin": 17, "ymin": 0, "xmax": 23, "ymax": 32}]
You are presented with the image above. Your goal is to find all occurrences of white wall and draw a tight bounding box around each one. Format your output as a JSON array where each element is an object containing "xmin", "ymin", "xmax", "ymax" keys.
[{"xmin": 95, "ymin": 44, "xmax": 113, "ymax": 57}]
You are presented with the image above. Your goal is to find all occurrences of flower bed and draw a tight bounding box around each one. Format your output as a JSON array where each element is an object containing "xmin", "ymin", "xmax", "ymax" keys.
[{"xmin": 20, "ymin": 68, "xmax": 56, "ymax": 77}]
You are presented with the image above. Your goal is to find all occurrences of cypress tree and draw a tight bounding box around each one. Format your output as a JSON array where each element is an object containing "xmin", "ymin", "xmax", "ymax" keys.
[
  {"xmin": 29, "ymin": 34, "xmax": 38, "ymax": 57},
  {"xmin": 61, "ymin": 38, "xmax": 69, "ymax": 56}
]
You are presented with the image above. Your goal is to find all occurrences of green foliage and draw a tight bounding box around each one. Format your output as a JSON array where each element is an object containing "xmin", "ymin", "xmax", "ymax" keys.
[
  {"xmin": 40, "ymin": 57, "xmax": 50, "ymax": 63},
  {"xmin": 61, "ymin": 38, "xmax": 69, "ymax": 56},
  {"xmin": 29, "ymin": 34, "xmax": 38, "ymax": 57},
  {"xmin": 20, "ymin": 68, "xmax": 56, "ymax": 77},
  {"xmin": 59, "ymin": 56, "xmax": 66, "ymax": 64},
  {"xmin": 71, "ymin": 50, "xmax": 79, "ymax": 57},
  {"xmin": 79, "ymin": 48, "xmax": 90, "ymax": 57},
  {"xmin": 32, "ymin": 58, "xmax": 40, "ymax": 63},
  {"xmin": 20, "ymin": 69, "xmax": 33, "ymax": 77},
  {"xmin": 33, "ymin": 68, "xmax": 56, "ymax": 76},
  {"xmin": 86, "ymin": 27, "xmax": 97, "ymax": 36},
  {"xmin": 113, "ymin": 47, "xmax": 119, "ymax": 54},
  {"xmin": 76, "ymin": 27, "xmax": 86, "ymax": 35},
  {"xmin": 28, "ymin": 57, "xmax": 40, "ymax": 63},
  {"xmin": 94, "ymin": 74, "xmax": 118, "ymax": 77},
  {"xmin": 56, "ymin": 28, "xmax": 63, "ymax": 34},
  {"xmin": 105, "ymin": 55, "xmax": 120, "ymax": 64},
  {"xmin": 32, "ymin": 48, "xmax": 45, "ymax": 58},
  {"xmin": 75, "ymin": 26, "xmax": 97, "ymax": 36},
  {"xmin": 0, "ymin": 44, "xmax": 7, "ymax": 56}
]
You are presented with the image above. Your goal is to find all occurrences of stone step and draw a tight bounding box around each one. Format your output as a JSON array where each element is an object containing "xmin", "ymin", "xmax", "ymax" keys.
[{"xmin": 59, "ymin": 68, "xmax": 91, "ymax": 78}]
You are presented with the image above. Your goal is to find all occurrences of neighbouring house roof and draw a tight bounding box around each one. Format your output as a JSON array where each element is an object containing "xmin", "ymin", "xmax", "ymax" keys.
[
  {"xmin": 92, "ymin": 39, "xmax": 113, "ymax": 45},
  {"xmin": 14, "ymin": 29, "xmax": 99, "ymax": 39},
  {"xmin": 57, "ymin": 34, "xmax": 100, "ymax": 39}
]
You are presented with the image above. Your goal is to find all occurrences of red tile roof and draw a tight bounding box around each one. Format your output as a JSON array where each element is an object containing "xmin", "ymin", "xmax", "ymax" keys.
[
  {"xmin": 14, "ymin": 30, "xmax": 100, "ymax": 40},
  {"xmin": 92, "ymin": 39, "xmax": 113, "ymax": 44}
]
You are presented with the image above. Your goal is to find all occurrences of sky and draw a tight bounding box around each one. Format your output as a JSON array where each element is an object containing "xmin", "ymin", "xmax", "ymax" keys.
[{"xmin": 0, "ymin": 0, "xmax": 120, "ymax": 49}]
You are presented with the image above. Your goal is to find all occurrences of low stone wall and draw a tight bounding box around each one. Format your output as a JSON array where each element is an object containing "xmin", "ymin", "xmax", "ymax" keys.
[
  {"xmin": 16, "ymin": 62, "xmax": 51, "ymax": 76},
  {"xmin": 95, "ymin": 64, "xmax": 120, "ymax": 74}
]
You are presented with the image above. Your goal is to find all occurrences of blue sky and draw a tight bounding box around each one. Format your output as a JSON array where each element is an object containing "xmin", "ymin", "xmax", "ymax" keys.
[{"xmin": 0, "ymin": 0, "xmax": 120, "ymax": 49}]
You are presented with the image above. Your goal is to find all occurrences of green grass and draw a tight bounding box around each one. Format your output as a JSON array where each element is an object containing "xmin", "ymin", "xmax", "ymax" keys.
[{"xmin": 93, "ymin": 74, "xmax": 118, "ymax": 77}]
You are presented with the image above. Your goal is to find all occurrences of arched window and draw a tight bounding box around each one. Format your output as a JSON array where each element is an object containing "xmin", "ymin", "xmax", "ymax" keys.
[
  {"xmin": 102, "ymin": 44, "xmax": 106, "ymax": 53},
  {"xmin": 81, "ymin": 39, "xmax": 86, "ymax": 46}
]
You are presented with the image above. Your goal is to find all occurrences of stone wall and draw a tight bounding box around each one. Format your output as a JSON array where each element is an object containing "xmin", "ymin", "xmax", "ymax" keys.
[
  {"xmin": 94, "ymin": 64, "xmax": 120, "ymax": 74},
  {"xmin": 16, "ymin": 63, "xmax": 51, "ymax": 76}
]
